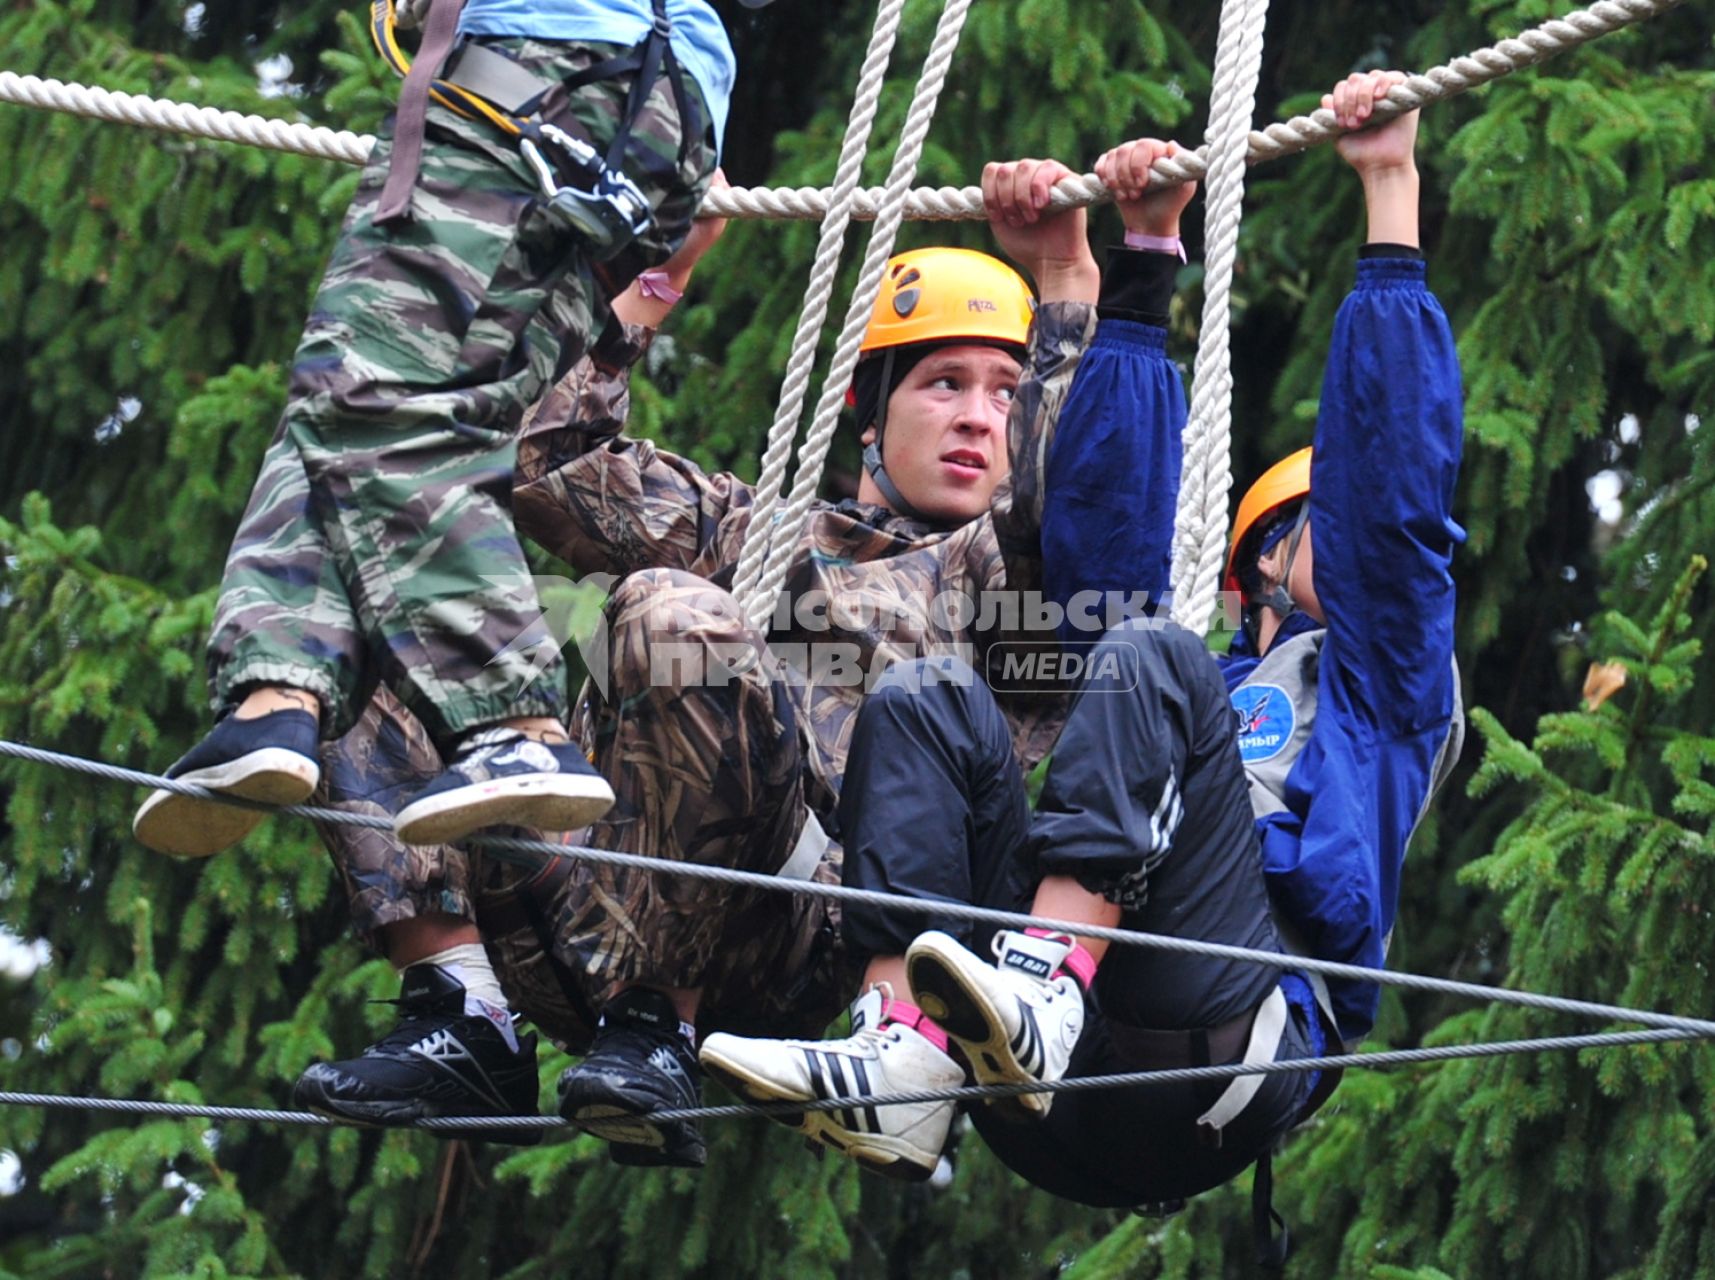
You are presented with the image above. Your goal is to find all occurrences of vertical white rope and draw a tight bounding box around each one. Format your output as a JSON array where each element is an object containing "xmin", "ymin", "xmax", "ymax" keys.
[
  {"xmin": 1169, "ymin": 0, "xmax": 1271, "ymax": 634},
  {"xmin": 739, "ymin": 0, "xmax": 977, "ymax": 628},
  {"xmin": 728, "ymin": 0, "xmax": 909, "ymax": 610}
]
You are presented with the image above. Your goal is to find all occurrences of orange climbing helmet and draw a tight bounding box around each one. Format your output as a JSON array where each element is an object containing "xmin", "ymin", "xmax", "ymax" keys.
[
  {"xmin": 848, "ymin": 248, "xmax": 1036, "ymax": 522},
  {"xmin": 1225, "ymin": 446, "xmax": 1313, "ymax": 598},
  {"xmin": 859, "ymin": 247, "xmax": 1035, "ymax": 356}
]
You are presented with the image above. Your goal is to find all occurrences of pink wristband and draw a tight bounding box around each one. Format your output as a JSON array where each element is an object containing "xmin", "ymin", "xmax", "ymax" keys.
[
  {"xmin": 1123, "ymin": 230, "xmax": 1187, "ymax": 262},
  {"xmin": 637, "ymin": 269, "xmax": 684, "ymax": 304}
]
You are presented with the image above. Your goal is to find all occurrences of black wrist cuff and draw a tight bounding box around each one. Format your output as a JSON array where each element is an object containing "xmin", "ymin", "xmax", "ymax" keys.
[
  {"xmin": 1098, "ymin": 245, "xmax": 1178, "ymax": 327},
  {"xmin": 1358, "ymin": 242, "xmax": 1424, "ymax": 261}
]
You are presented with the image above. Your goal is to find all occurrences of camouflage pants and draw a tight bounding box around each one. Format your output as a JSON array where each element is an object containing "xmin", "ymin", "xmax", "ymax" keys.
[
  {"xmin": 210, "ymin": 39, "xmax": 715, "ymax": 749},
  {"xmin": 314, "ymin": 569, "xmax": 845, "ymax": 1051}
]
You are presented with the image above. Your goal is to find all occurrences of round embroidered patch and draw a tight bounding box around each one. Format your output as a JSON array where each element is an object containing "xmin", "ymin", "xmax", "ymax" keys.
[{"xmin": 1231, "ymin": 683, "xmax": 1295, "ymax": 763}]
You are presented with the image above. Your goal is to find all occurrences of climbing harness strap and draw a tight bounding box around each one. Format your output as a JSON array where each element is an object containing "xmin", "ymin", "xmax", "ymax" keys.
[
  {"xmin": 1114, "ymin": 983, "xmax": 1294, "ymax": 1261},
  {"xmin": 369, "ymin": 0, "xmax": 694, "ymax": 256},
  {"xmin": 376, "ymin": 0, "xmax": 465, "ymax": 222},
  {"xmin": 1252, "ymin": 1150, "xmax": 1292, "ymax": 1270},
  {"xmin": 524, "ymin": 0, "xmax": 697, "ymax": 253},
  {"xmin": 1106, "ymin": 997, "xmax": 1266, "ymax": 1073},
  {"xmin": 1103, "ymin": 983, "xmax": 1294, "ymax": 1141},
  {"xmin": 775, "ymin": 808, "xmax": 830, "ymax": 881},
  {"xmin": 1195, "ymin": 984, "xmax": 1289, "ymax": 1141}
]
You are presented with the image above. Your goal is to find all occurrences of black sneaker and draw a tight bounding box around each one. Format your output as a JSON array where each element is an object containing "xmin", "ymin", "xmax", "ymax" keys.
[
  {"xmin": 557, "ymin": 988, "xmax": 706, "ymax": 1168},
  {"xmin": 393, "ymin": 728, "xmax": 615, "ymax": 846},
  {"xmin": 293, "ymin": 963, "xmax": 543, "ymax": 1146},
  {"xmin": 133, "ymin": 707, "xmax": 321, "ymax": 858}
]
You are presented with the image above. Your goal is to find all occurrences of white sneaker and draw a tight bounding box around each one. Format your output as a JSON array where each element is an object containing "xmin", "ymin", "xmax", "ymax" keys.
[
  {"xmin": 906, "ymin": 930, "xmax": 1085, "ymax": 1119},
  {"xmin": 698, "ymin": 987, "xmax": 963, "ymax": 1181}
]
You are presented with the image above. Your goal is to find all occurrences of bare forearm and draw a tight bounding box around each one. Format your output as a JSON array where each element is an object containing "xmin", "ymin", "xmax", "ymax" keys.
[
  {"xmin": 1031, "ymin": 254, "xmax": 1100, "ymax": 305},
  {"xmin": 1029, "ymin": 875, "xmax": 1121, "ymax": 964},
  {"xmin": 613, "ymin": 282, "xmax": 672, "ymax": 329},
  {"xmin": 1360, "ymin": 163, "xmax": 1420, "ymax": 249}
]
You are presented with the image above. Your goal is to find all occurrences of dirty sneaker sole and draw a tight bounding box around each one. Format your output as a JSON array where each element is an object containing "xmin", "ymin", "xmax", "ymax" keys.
[
  {"xmin": 907, "ymin": 934, "xmax": 1051, "ymax": 1121},
  {"xmin": 394, "ymin": 772, "xmax": 615, "ymax": 846},
  {"xmin": 559, "ymin": 1091, "xmax": 707, "ymax": 1168},
  {"xmin": 133, "ymin": 749, "xmax": 320, "ymax": 858}
]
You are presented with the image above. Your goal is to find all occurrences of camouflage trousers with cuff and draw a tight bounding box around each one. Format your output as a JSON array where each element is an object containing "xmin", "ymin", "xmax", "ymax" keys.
[
  {"xmin": 313, "ymin": 569, "xmax": 846, "ymax": 1052},
  {"xmin": 209, "ymin": 39, "xmax": 715, "ymax": 751}
]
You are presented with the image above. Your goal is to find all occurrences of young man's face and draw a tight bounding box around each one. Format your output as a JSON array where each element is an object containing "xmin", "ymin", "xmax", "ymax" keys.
[{"xmin": 860, "ymin": 344, "xmax": 1021, "ymax": 524}]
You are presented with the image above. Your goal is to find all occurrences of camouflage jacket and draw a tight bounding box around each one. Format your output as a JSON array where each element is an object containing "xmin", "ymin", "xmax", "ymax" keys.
[{"xmin": 513, "ymin": 303, "xmax": 1097, "ymax": 821}]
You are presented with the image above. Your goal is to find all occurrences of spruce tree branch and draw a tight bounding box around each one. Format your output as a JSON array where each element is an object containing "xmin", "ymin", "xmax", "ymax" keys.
[{"xmin": 1612, "ymin": 557, "xmax": 1707, "ymax": 800}]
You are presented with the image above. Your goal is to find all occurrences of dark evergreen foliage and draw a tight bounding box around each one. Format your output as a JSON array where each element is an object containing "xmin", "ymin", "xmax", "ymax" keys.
[{"xmin": 0, "ymin": 1, "xmax": 1711, "ymax": 1274}]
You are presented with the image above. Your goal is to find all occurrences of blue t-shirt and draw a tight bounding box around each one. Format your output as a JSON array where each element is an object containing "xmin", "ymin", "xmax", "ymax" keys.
[{"xmin": 459, "ymin": 0, "xmax": 737, "ymax": 155}]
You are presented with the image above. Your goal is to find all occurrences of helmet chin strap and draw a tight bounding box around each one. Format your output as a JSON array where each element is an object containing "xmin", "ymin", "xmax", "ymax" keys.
[
  {"xmin": 1247, "ymin": 503, "xmax": 1311, "ymax": 646},
  {"xmin": 861, "ymin": 347, "xmax": 937, "ymax": 524},
  {"xmin": 862, "ymin": 441, "xmax": 933, "ymax": 522}
]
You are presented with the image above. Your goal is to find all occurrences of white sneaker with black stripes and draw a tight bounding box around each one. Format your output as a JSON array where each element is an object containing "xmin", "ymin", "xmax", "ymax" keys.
[
  {"xmin": 698, "ymin": 986, "xmax": 963, "ymax": 1182},
  {"xmin": 906, "ymin": 930, "xmax": 1085, "ymax": 1120}
]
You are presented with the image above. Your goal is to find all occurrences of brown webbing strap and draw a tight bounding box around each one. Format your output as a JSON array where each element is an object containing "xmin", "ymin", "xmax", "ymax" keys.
[{"xmin": 377, "ymin": 0, "xmax": 466, "ymax": 224}]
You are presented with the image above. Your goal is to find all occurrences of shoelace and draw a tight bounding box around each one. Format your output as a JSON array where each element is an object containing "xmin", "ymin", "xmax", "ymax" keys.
[{"xmin": 366, "ymin": 1013, "xmax": 475, "ymax": 1053}]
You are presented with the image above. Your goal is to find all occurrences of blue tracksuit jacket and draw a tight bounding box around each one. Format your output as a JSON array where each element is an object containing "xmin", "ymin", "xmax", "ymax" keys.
[{"xmin": 1041, "ymin": 252, "xmax": 1465, "ymax": 1043}]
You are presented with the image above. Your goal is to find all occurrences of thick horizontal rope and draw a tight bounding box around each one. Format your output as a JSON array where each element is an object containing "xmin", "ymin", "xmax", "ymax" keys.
[
  {"xmin": 0, "ymin": 0, "xmax": 1684, "ymax": 220},
  {"xmin": 0, "ymin": 1027, "xmax": 1706, "ymax": 1133},
  {"xmin": 0, "ymin": 71, "xmax": 375, "ymax": 164},
  {"xmin": 4, "ymin": 737, "xmax": 1715, "ymax": 1037}
]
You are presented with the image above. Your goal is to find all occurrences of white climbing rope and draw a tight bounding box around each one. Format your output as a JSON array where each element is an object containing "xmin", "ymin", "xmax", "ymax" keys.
[
  {"xmin": 725, "ymin": 0, "xmax": 909, "ymax": 610},
  {"xmin": 0, "ymin": 71, "xmax": 375, "ymax": 164},
  {"xmin": 0, "ymin": 0, "xmax": 1683, "ymax": 219},
  {"xmin": 737, "ymin": 0, "xmax": 977, "ymax": 627},
  {"xmin": 1168, "ymin": 0, "xmax": 1270, "ymax": 633}
]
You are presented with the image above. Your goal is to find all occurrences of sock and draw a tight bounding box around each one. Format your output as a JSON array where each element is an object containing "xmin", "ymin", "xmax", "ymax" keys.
[
  {"xmin": 412, "ymin": 942, "xmax": 519, "ymax": 1052},
  {"xmin": 879, "ymin": 995, "xmax": 950, "ymax": 1054},
  {"xmin": 1024, "ymin": 928, "xmax": 1100, "ymax": 993}
]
